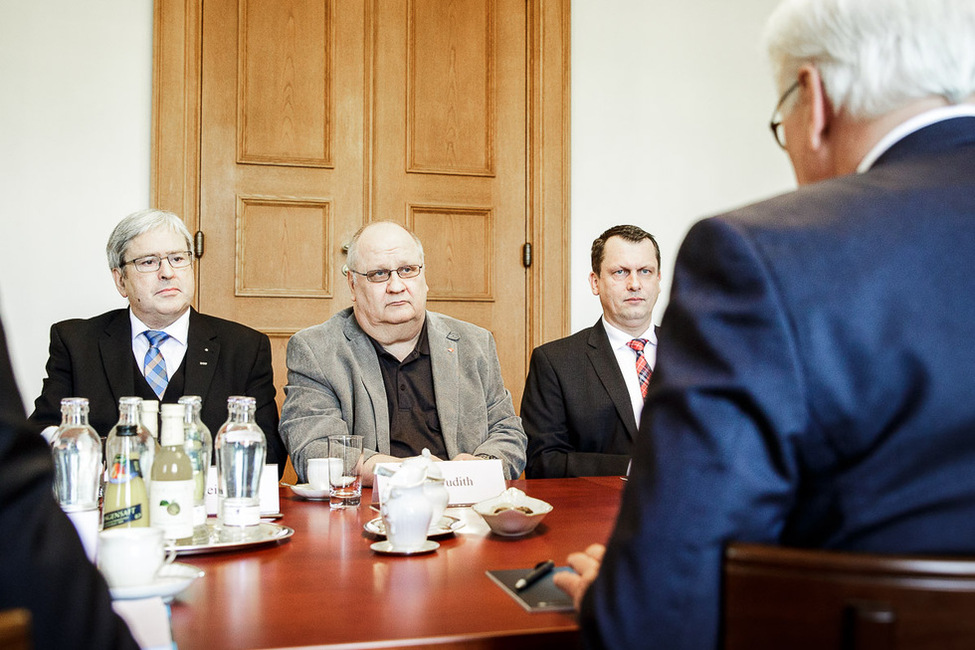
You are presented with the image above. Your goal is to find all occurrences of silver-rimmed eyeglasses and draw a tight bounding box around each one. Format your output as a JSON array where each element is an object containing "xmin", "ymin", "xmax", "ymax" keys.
[
  {"xmin": 122, "ymin": 251, "xmax": 193, "ymax": 273},
  {"xmin": 769, "ymin": 80, "xmax": 799, "ymax": 150},
  {"xmin": 348, "ymin": 265, "xmax": 423, "ymax": 283}
]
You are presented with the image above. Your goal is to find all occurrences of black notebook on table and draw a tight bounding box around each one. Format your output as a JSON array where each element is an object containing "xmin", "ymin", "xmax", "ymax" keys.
[{"xmin": 485, "ymin": 566, "xmax": 575, "ymax": 612}]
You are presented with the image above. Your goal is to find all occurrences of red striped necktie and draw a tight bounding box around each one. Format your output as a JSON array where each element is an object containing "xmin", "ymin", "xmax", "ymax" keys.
[{"xmin": 626, "ymin": 338, "xmax": 652, "ymax": 399}]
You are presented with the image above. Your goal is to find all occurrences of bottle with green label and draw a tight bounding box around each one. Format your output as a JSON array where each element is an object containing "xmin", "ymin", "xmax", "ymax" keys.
[
  {"xmin": 103, "ymin": 397, "xmax": 151, "ymax": 529},
  {"xmin": 150, "ymin": 403, "xmax": 195, "ymax": 543}
]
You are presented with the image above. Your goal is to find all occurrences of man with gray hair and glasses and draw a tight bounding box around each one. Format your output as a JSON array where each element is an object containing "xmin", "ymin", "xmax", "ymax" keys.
[
  {"xmin": 280, "ymin": 221, "xmax": 526, "ymax": 486},
  {"xmin": 28, "ymin": 209, "xmax": 287, "ymax": 472},
  {"xmin": 553, "ymin": 0, "xmax": 975, "ymax": 647}
]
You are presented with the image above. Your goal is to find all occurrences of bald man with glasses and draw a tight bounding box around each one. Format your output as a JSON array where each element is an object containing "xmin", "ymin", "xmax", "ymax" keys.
[{"xmin": 280, "ymin": 221, "xmax": 526, "ymax": 487}]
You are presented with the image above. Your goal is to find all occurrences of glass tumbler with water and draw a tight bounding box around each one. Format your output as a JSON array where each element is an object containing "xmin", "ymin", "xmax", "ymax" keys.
[
  {"xmin": 328, "ymin": 434, "xmax": 363, "ymax": 509},
  {"xmin": 215, "ymin": 396, "xmax": 266, "ymax": 527}
]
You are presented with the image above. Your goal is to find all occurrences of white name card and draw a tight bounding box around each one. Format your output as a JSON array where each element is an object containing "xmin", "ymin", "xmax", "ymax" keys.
[
  {"xmin": 205, "ymin": 465, "xmax": 281, "ymax": 516},
  {"xmin": 374, "ymin": 459, "xmax": 506, "ymax": 507}
]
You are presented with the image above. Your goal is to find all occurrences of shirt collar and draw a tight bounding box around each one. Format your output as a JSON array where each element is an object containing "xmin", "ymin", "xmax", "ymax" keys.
[
  {"xmin": 857, "ymin": 104, "xmax": 975, "ymax": 173},
  {"xmin": 129, "ymin": 308, "xmax": 190, "ymax": 345},
  {"xmin": 601, "ymin": 316, "xmax": 656, "ymax": 349}
]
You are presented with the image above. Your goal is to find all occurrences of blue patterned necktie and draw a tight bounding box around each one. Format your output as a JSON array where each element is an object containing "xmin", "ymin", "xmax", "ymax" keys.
[
  {"xmin": 143, "ymin": 330, "xmax": 170, "ymax": 398},
  {"xmin": 627, "ymin": 338, "xmax": 652, "ymax": 399}
]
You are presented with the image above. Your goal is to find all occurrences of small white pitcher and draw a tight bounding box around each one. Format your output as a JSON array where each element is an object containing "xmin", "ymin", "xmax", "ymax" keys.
[{"xmin": 380, "ymin": 465, "xmax": 433, "ymax": 551}]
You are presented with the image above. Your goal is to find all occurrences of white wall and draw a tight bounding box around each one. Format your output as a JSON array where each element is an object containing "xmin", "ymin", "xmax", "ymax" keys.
[
  {"xmin": 570, "ymin": 0, "xmax": 795, "ymax": 330},
  {"xmin": 0, "ymin": 1, "xmax": 154, "ymax": 409},
  {"xmin": 0, "ymin": 0, "xmax": 795, "ymax": 411}
]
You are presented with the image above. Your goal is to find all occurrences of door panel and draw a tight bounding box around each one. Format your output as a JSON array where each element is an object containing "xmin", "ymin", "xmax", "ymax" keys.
[
  {"xmin": 153, "ymin": 0, "xmax": 570, "ymax": 416},
  {"xmin": 372, "ymin": 0, "xmax": 527, "ymax": 399}
]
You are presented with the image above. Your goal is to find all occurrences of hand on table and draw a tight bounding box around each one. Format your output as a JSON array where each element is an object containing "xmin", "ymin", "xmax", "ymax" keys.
[{"xmin": 553, "ymin": 543, "xmax": 605, "ymax": 611}]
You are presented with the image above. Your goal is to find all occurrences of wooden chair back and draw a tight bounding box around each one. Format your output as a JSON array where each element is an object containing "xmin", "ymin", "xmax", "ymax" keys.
[
  {"xmin": 0, "ymin": 608, "xmax": 31, "ymax": 650},
  {"xmin": 723, "ymin": 542, "xmax": 975, "ymax": 650}
]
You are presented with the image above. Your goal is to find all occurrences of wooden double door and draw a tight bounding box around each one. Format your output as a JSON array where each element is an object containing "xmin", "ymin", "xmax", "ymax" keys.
[{"xmin": 152, "ymin": 0, "xmax": 569, "ymax": 410}]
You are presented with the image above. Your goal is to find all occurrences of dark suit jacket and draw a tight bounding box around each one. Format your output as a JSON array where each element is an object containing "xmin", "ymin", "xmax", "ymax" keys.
[
  {"xmin": 521, "ymin": 319, "xmax": 644, "ymax": 478},
  {"xmin": 0, "ymin": 317, "xmax": 138, "ymax": 649},
  {"xmin": 28, "ymin": 308, "xmax": 286, "ymax": 471},
  {"xmin": 581, "ymin": 117, "xmax": 975, "ymax": 649}
]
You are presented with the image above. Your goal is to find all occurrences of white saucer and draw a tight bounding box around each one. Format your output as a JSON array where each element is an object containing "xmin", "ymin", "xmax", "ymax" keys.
[
  {"xmin": 289, "ymin": 484, "xmax": 330, "ymax": 500},
  {"xmin": 370, "ymin": 540, "xmax": 440, "ymax": 556},
  {"xmin": 364, "ymin": 515, "xmax": 464, "ymax": 538},
  {"xmin": 109, "ymin": 562, "xmax": 204, "ymax": 602}
]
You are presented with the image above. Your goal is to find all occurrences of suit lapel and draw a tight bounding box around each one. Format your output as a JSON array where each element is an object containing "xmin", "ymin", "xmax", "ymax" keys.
[
  {"xmin": 343, "ymin": 313, "xmax": 390, "ymax": 454},
  {"xmin": 427, "ymin": 314, "xmax": 460, "ymax": 455},
  {"xmin": 588, "ymin": 319, "xmax": 639, "ymax": 436},
  {"xmin": 183, "ymin": 310, "xmax": 219, "ymax": 403},
  {"xmin": 100, "ymin": 310, "xmax": 136, "ymax": 407}
]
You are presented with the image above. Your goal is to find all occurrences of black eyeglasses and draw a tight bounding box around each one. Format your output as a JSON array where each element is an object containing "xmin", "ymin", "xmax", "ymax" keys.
[
  {"xmin": 769, "ymin": 80, "xmax": 800, "ymax": 150},
  {"xmin": 348, "ymin": 265, "xmax": 423, "ymax": 283},
  {"xmin": 122, "ymin": 251, "xmax": 193, "ymax": 273}
]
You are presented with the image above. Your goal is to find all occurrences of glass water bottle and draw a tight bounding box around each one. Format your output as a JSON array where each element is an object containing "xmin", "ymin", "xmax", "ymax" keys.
[
  {"xmin": 51, "ymin": 397, "xmax": 102, "ymax": 512},
  {"xmin": 179, "ymin": 395, "xmax": 213, "ymax": 538},
  {"xmin": 215, "ymin": 396, "xmax": 266, "ymax": 528}
]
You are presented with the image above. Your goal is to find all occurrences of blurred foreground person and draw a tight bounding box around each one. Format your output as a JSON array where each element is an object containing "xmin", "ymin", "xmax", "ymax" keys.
[{"xmin": 0, "ymin": 314, "xmax": 137, "ymax": 649}]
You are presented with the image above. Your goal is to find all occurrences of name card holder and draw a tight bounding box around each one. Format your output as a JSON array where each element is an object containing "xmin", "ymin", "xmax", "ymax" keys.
[
  {"xmin": 373, "ymin": 459, "xmax": 506, "ymax": 507},
  {"xmin": 205, "ymin": 465, "xmax": 280, "ymax": 516}
]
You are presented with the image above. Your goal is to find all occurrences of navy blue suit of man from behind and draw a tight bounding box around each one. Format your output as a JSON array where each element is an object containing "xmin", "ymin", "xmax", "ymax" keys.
[{"xmin": 552, "ymin": 1, "xmax": 975, "ymax": 648}]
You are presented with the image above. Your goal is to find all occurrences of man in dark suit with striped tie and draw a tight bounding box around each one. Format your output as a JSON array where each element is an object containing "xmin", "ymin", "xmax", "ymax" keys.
[
  {"xmin": 27, "ymin": 209, "xmax": 286, "ymax": 472},
  {"xmin": 520, "ymin": 225, "xmax": 661, "ymax": 478}
]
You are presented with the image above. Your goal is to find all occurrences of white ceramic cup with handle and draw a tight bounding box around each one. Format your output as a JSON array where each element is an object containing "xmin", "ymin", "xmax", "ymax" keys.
[
  {"xmin": 97, "ymin": 527, "xmax": 173, "ymax": 588},
  {"xmin": 307, "ymin": 457, "xmax": 342, "ymax": 491}
]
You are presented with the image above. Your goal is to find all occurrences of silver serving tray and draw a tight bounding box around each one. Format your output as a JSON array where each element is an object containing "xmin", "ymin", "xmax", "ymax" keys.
[{"xmin": 171, "ymin": 521, "xmax": 294, "ymax": 555}]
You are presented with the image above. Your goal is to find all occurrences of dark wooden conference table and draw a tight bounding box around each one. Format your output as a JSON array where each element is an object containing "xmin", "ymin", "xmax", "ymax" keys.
[{"xmin": 169, "ymin": 476, "xmax": 625, "ymax": 649}]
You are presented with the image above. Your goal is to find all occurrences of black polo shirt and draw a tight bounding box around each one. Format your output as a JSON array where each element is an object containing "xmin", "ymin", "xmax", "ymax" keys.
[{"xmin": 370, "ymin": 323, "xmax": 447, "ymax": 459}]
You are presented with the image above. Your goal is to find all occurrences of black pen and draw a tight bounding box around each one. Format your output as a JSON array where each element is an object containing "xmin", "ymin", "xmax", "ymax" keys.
[{"xmin": 515, "ymin": 559, "xmax": 555, "ymax": 591}]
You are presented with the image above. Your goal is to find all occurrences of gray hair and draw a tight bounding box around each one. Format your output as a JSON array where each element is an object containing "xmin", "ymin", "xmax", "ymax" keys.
[
  {"xmin": 345, "ymin": 221, "xmax": 425, "ymax": 282},
  {"xmin": 764, "ymin": 0, "xmax": 975, "ymax": 120},
  {"xmin": 106, "ymin": 209, "xmax": 193, "ymax": 271}
]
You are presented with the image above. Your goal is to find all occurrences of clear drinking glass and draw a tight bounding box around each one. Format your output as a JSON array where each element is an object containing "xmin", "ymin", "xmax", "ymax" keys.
[{"xmin": 328, "ymin": 434, "xmax": 363, "ymax": 509}]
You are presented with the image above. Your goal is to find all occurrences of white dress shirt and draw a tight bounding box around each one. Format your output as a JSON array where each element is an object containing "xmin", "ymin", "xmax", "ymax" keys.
[{"xmin": 601, "ymin": 317, "xmax": 657, "ymax": 427}]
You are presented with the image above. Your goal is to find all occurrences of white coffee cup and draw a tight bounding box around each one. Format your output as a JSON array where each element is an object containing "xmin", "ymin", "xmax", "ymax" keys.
[
  {"xmin": 97, "ymin": 527, "xmax": 171, "ymax": 588},
  {"xmin": 308, "ymin": 457, "xmax": 342, "ymax": 490}
]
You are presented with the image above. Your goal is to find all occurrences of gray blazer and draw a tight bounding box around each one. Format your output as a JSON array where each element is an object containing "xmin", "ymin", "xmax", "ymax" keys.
[{"xmin": 281, "ymin": 307, "xmax": 526, "ymax": 481}]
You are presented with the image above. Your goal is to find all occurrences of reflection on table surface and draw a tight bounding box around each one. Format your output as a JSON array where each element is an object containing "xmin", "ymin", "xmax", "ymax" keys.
[{"xmin": 169, "ymin": 476, "xmax": 625, "ymax": 650}]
